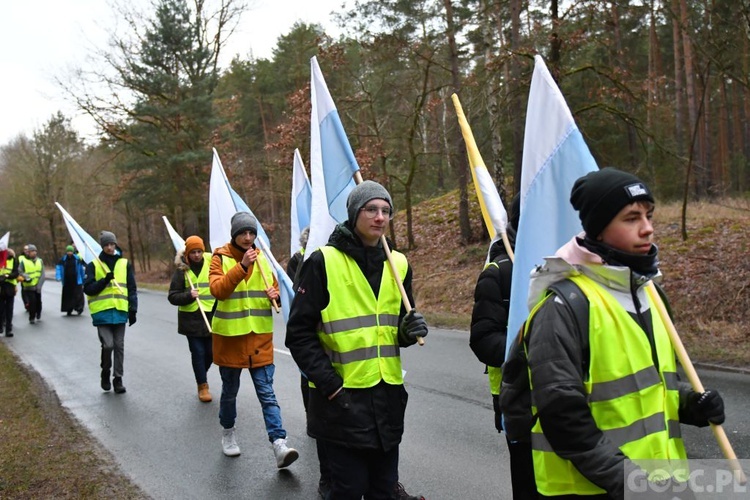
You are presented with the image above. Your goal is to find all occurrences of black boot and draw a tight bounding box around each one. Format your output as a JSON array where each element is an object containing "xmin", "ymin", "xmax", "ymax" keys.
[
  {"xmin": 101, "ymin": 370, "xmax": 111, "ymax": 391},
  {"xmin": 113, "ymin": 377, "xmax": 126, "ymax": 394}
]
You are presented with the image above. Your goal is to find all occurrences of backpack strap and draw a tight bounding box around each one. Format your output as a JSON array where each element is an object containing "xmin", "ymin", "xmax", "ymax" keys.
[{"xmin": 547, "ymin": 279, "xmax": 591, "ymax": 379}]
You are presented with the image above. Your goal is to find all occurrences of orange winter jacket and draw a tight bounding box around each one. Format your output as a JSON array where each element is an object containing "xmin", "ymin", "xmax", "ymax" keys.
[{"xmin": 209, "ymin": 242, "xmax": 279, "ymax": 369}]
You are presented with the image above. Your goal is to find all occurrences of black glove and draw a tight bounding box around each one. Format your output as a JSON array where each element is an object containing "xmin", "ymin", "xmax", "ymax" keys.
[
  {"xmin": 685, "ymin": 389, "xmax": 725, "ymax": 426},
  {"xmin": 105, "ymin": 271, "xmax": 114, "ymax": 282},
  {"xmin": 128, "ymin": 311, "xmax": 137, "ymax": 326},
  {"xmin": 399, "ymin": 309, "xmax": 428, "ymax": 345},
  {"xmin": 0, "ymin": 275, "xmax": 5, "ymax": 282}
]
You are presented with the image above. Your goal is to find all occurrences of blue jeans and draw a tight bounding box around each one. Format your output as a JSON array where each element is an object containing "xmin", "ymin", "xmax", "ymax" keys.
[
  {"xmin": 186, "ymin": 336, "xmax": 212, "ymax": 385},
  {"xmin": 219, "ymin": 364, "xmax": 286, "ymax": 442}
]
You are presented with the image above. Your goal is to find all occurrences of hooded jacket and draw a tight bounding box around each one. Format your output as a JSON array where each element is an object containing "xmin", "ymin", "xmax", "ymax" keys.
[
  {"xmin": 285, "ymin": 222, "xmax": 416, "ymax": 451},
  {"xmin": 526, "ymin": 234, "xmax": 693, "ymax": 497},
  {"xmin": 209, "ymin": 241, "xmax": 278, "ymax": 369}
]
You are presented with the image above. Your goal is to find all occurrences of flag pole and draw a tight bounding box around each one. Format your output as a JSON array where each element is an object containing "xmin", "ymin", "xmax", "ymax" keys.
[
  {"xmin": 646, "ymin": 282, "xmax": 746, "ymax": 485},
  {"xmin": 177, "ymin": 260, "xmax": 213, "ymax": 333},
  {"xmin": 354, "ymin": 172, "xmax": 424, "ymax": 346},
  {"xmin": 253, "ymin": 240, "xmax": 281, "ymax": 314}
]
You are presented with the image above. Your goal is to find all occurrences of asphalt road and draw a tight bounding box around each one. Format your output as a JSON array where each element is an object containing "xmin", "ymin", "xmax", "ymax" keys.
[{"xmin": 3, "ymin": 279, "xmax": 749, "ymax": 499}]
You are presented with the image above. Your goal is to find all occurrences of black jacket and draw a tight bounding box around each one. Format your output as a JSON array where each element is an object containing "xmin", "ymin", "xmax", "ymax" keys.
[
  {"xmin": 469, "ymin": 239, "xmax": 513, "ymax": 367},
  {"xmin": 167, "ymin": 259, "xmax": 213, "ymax": 337},
  {"xmin": 285, "ymin": 222, "xmax": 415, "ymax": 451}
]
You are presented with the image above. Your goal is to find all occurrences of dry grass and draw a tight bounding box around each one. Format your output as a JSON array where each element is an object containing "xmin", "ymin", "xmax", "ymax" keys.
[{"xmin": 0, "ymin": 344, "xmax": 148, "ymax": 499}]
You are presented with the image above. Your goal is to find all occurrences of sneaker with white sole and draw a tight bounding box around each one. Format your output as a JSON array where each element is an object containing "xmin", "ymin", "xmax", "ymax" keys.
[
  {"xmin": 222, "ymin": 427, "xmax": 241, "ymax": 457},
  {"xmin": 272, "ymin": 438, "xmax": 299, "ymax": 468}
]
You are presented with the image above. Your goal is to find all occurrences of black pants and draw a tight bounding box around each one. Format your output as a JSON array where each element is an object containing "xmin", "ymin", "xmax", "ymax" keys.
[
  {"xmin": 507, "ymin": 437, "xmax": 539, "ymax": 500},
  {"xmin": 0, "ymin": 286, "xmax": 14, "ymax": 331},
  {"xmin": 320, "ymin": 441, "xmax": 398, "ymax": 500},
  {"xmin": 22, "ymin": 289, "xmax": 41, "ymax": 320}
]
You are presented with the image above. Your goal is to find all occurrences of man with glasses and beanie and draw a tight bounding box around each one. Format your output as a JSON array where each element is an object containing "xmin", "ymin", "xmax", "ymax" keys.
[
  {"xmin": 286, "ymin": 180, "xmax": 428, "ymax": 500},
  {"xmin": 83, "ymin": 231, "xmax": 138, "ymax": 394}
]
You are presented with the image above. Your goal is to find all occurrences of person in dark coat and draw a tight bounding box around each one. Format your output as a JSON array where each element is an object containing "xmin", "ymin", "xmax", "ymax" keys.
[
  {"xmin": 0, "ymin": 246, "xmax": 19, "ymax": 336},
  {"xmin": 286, "ymin": 180, "xmax": 428, "ymax": 500},
  {"xmin": 56, "ymin": 245, "xmax": 86, "ymax": 316},
  {"xmin": 168, "ymin": 235, "xmax": 215, "ymax": 402},
  {"xmin": 469, "ymin": 196, "xmax": 537, "ymax": 500}
]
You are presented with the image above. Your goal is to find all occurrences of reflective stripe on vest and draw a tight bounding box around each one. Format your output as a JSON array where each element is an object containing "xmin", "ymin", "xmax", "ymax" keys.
[
  {"xmin": 317, "ymin": 246, "xmax": 407, "ymax": 389},
  {"xmin": 21, "ymin": 258, "xmax": 43, "ymax": 287},
  {"xmin": 1, "ymin": 257, "xmax": 17, "ymax": 286},
  {"xmin": 211, "ymin": 253, "xmax": 273, "ymax": 336},
  {"xmin": 178, "ymin": 253, "xmax": 216, "ymax": 313},
  {"xmin": 530, "ymin": 274, "xmax": 687, "ymax": 496},
  {"xmin": 88, "ymin": 259, "xmax": 129, "ymax": 314}
]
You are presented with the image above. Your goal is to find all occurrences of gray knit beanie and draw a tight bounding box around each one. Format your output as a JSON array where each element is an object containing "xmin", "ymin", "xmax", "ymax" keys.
[
  {"xmin": 346, "ymin": 180, "xmax": 394, "ymax": 226},
  {"xmin": 230, "ymin": 212, "xmax": 258, "ymax": 239},
  {"xmin": 27, "ymin": 244, "xmax": 38, "ymax": 252},
  {"xmin": 99, "ymin": 231, "xmax": 117, "ymax": 246}
]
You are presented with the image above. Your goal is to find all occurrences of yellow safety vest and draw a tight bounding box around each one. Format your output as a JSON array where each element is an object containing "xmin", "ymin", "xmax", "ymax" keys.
[
  {"xmin": 88, "ymin": 259, "xmax": 129, "ymax": 314},
  {"xmin": 529, "ymin": 274, "xmax": 687, "ymax": 496},
  {"xmin": 178, "ymin": 253, "xmax": 215, "ymax": 313},
  {"xmin": 1, "ymin": 257, "xmax": 17, "ymax": 286},
  {"xmin": 316, "ymin": 245, "xmax": 408, "ymax": 389},
  {"xmin": 21, "ymin": 258, "xmax": 43, "ymax": 288},
  {"xmin": 211, "ymin": 253, "xmax": 274, "ymax": 336}
]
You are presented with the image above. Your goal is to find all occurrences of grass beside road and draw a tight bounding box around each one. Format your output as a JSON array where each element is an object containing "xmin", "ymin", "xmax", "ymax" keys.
[{"xmin": 0, "ymin": 342, "xmax": 147, "ymax": 499}]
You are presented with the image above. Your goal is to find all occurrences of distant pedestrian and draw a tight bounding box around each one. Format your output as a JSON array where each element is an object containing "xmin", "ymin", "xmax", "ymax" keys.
[
  {"xmin": 168, "ymin": 235, "xmax": 215, "ymax": 403},
  {"xmin": 83, "ymin": 231, "xmax": 138, "ymax": 394},
  {"xmin": 0, "ymin": 244, "xmax": 19, "ymax": 337},
  {"xmin": 56, "ymin": 245, "xmax": 86, "ymax": 316},
  {"xmin": 19, "ymin": 244, "xmax": 44, "ymax": 324},
  {"xmin": 209, "ymin": 211, "xmax": 299, "ymax": 468}
]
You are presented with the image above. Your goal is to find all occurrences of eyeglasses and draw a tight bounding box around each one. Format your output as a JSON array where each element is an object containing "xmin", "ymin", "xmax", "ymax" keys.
[{"xmin": 360, "ymin": 205, "xmax": 393, "ymax": 220}]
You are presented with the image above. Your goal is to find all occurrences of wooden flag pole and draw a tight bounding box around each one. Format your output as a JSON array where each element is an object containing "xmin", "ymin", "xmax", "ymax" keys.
[
  {"xmin": 500, "ymin": 232, "xmax": 515, "ymax": 263},
  {"xmin": 354, "ymin": 171, "xmax": 424, "ymax": 346},
  {"xmin": 80, "ymin": 238, "xmax": 125, "ymax": 295},
  {"xmin": 178, "ymin": 261, "xmax": 213, "ymax": 333},
  {"xmin": 646, "ymin": 282, "xmax": 746, "ymax": 485},
  {"xmin": 252, "ymin": 242, "xmax": 280, "ymax": 314}
]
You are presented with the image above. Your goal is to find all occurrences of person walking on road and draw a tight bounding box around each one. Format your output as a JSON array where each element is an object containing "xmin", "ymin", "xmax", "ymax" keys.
[
  {"xmin": 469, "ymin": 196, "xmax": 537, "ymax": 500},
  {"xmin": 18, "ymin": 244, "xmax": 44, "ymax": 324},
  {"xmin": 209, "ymin": 211, "xmax": 299, "ymax": 468},
  {"xmin": 286, "ymin": 180, "xmax": 428, "ymax": 500},
  {"xmin": 0, "ymin": 245, "xmax": 19, "ymax": 337},
  {"xmin": 83, "ymin": 231, "xmax": 138, "ymax": 394},
  {"xmin": 168, "ymin": 235, "xmax": 215, "ymax": 403},
  {"xmin": 56, "ymin": 245, "xmax": 86, "ymax": 316},
  {"xmin": 525, "ymin": 168, "xmax": 726, "ymax": 499}
]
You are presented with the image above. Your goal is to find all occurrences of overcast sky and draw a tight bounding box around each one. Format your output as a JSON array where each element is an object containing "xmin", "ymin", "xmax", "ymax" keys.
[{"xmin": 0, "ymin": 0, "xmax": 345, "ymax": 145}]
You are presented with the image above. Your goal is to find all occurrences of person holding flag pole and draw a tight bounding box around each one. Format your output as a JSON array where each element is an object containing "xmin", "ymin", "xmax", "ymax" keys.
[
  {"xmin": 451, "ymin": 93, "xmax": 536, "ymax": 499},
  {"xmin": 166, "ymin": 225, "xmax": 215, "ymax": 403}
]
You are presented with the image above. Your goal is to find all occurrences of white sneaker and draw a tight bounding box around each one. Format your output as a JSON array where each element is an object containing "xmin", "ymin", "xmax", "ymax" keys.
[
  {"xmin": 222, "ymin": 427, "xmax": 241, "ymax": 457},
  {"xmin": 272, "ymin": 438, "xmax": 299, "ymax": 468}
]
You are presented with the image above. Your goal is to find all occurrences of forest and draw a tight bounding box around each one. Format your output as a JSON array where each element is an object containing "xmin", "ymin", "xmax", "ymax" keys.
[{"xmin": 1, "ymin": 0, "xmax": 748, "ymax": 270}]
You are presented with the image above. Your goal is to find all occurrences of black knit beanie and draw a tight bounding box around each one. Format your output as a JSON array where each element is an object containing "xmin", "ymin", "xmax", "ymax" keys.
[{"xmin": 570, "ymin": 167, "xmax": 654, "ymax": 238}]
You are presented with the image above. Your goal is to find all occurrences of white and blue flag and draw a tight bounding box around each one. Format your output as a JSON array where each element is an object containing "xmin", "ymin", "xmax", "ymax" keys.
[
  {"xmin": 208, "ymin": 148, "xmax": 296, "ymax": 323},
  {"xmin": 506, "ymin": 55, "xmax": 598, "ymax": 355},
  {"xmin": 290, "ymin": 148, "xmax": 312, "ymax": 256},
  {"xmin": 305, "ymin": 56, "xmax": 360, "ymax": 259},
  {"xmin": 55, "ymin": 202, "xmax": 102, "ymax": 264}
]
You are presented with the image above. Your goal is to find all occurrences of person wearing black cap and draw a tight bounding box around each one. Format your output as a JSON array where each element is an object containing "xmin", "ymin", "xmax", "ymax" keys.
[
  {"xmin": 208, "ymin": 211, "xmax": 299, "ymax": 469},
  {"xmin": 83, "ymin": 230, "xmax": 138, "ymax": 394},
  {"xmin": 469, "ymin": 195, "xmax": 537, "ymax": 500},
  {"xmin": 286, "ymin": 180, "xmax": 428, "ymax": 500},
  {"xmin": 523, "ymin": 168, "xmax": 725, "ymax": 499},
  {"xmin": 18, "ymin": 244, "xmax": 44, "ymax": 324}
]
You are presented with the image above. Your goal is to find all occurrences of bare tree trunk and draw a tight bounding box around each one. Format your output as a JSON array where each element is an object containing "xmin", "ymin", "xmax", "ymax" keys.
[
  {"xmin": 718, "ymin": 78, "xmax": 730, "ymax": 193},
  {"xmin": 482, "ymin": 0, "xmax": 507, "ymax": 207},
  {"xmin": 443, "ymin": 0, "xmax": 472, "ymax": 244},
  {"xmin": 679, "ymin": 0, "xmax": 702, "ymax": 196},
  {"xmin": 509, "ymin": 0, "xmax": 523, "ymax": 194},
  {"xmin": 671, "ymin": 0, "xmax": 686, "ymax": 157},
  {"xmin": 550, "ymin": 0, "xmax": 561, "ymax": 81}
]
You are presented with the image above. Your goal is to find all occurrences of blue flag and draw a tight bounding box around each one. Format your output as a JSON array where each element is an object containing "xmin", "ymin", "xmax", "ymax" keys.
[
  {"xmin": 305, "ymin": 56, "xmax": 360, "ymax": 259},
  {"xmin": 290, "ymin": 148, "xmax": 312, "ymax": 256},
  {"xmin": 506, "ymin": 55, "xmax": 598, "ymax": 356}
]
